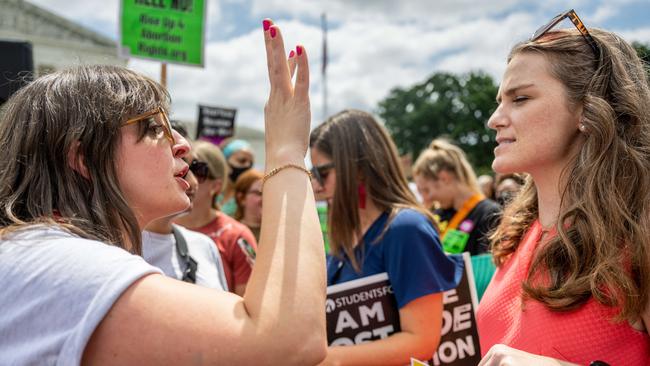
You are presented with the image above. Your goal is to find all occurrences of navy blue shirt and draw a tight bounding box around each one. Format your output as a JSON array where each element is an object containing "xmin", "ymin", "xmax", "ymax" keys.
[{"xmin": 327, "ymin": 209, "xmax": 463, "ymax": 308}]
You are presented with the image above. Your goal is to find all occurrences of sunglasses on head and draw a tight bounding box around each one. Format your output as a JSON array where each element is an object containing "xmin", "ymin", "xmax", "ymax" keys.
[
  {"xmin": 122, "ymin": 106, "xmax": 175, "ymax": 144},
  {"xmin": 310, "ymin": 162, "xmax": 334, "ymax": 186},
  {"xmin": 187, "ymin": 159, "xmax": 209, "ymax": 183},
  {"xmin": 530, "ymin": 9, "xmax": 600, "ymax": 58}
]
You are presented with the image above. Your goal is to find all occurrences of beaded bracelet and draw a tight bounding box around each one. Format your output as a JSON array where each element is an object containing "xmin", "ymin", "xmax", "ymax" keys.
[{"xmin": 262, "ymin": 163, "xmax": 312, "ymax": 186}]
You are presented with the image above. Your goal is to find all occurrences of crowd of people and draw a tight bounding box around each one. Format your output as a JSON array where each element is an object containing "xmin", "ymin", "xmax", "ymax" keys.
[{"xmin": 0, "ymin": 10, "xmax": 649, "ymax": 366}]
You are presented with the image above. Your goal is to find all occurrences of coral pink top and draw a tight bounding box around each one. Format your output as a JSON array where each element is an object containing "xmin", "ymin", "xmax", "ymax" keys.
[{"xmin": 477, "ymin": 220, "xmax": 650, "ymax": 365}]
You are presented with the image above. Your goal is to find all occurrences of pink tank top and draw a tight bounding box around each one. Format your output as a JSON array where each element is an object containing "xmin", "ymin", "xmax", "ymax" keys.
[{"xmin": 477, "ymin": 220, "xmax": 650, "ymax": 365}]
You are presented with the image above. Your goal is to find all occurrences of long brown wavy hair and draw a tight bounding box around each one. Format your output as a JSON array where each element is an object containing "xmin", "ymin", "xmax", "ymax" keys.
[
  {"xmin": 490, "ymin": 29, "xmax": 650, "ymax": 321},
  {"xmin": 0, "ymin": 65, "xmax": 170, "ymax": 254},
  {"xmin": 310, "ymin": 109, "xmax": 436, "ymax": 271}
]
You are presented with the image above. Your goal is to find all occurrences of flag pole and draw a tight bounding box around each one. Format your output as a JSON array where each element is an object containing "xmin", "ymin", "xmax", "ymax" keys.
[{"xmin": 321, "ymin": 13, "xmax": 328, "ymax": 120}]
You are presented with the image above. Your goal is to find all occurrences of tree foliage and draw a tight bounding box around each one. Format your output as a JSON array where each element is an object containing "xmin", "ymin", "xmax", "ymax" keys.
[
  {"xmin": 632, "ymin": 42, "xmax": 650, "ymax": 78},
  {"xmin": 377, "ymin": 72, "xmax": 498, "ymax": 174}
]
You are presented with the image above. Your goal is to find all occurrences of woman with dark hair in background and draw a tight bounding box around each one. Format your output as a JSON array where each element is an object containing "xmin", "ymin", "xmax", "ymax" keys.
[
  {"xmin": 219, "ymin": 138, "xmax": 255, "ymax": 217},
  {"xmin": 0, "ymin": 20, "xmax": 327, "ymax": 365},
  {"xmin": 234, "ymin": 169, "xmax": 264, "ymax": 242},
  {"xmin": 310, "ymin": 109, "xmax": 461, "ymax": 365},
  {"xmin": 478, "ymin": 11, "xmax": 650, "ymax": 365}
]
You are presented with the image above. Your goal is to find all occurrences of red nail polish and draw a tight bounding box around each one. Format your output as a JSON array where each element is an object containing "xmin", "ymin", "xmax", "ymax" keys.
[
  {"xmin": 296, "ymin": 45, "xmax": 303, "ymax": 56},
  {"xmin": 263, "ymin": 19, "xmax": 271, "ymax": 31},
  {"xmin": 270, "ymin": 27, "xmax": 277, "ymax": 38},
  {"xmin": 289, "ymin": 50, "xmax": 295, "ymax": 58}
]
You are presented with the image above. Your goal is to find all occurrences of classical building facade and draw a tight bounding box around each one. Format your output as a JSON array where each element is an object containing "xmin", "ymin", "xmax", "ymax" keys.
[{"xmin": 0, "ymin": 0, "xmax": 125, "ymax": 76}]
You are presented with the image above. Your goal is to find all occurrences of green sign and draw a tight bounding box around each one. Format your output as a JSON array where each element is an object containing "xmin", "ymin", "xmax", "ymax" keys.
[{"xmin": 120, "ymin": 0, "xmax": 205, "ymax": 66}]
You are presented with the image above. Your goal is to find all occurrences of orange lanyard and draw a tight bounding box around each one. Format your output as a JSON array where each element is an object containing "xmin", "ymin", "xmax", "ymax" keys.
[{"xmin": 440, "ymin": 193, "xmax": 484, "ymax": 239}]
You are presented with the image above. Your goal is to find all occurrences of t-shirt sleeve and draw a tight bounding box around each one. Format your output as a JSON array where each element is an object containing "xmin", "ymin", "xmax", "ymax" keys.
[
  {"xmin": 474, "ymin": 200, "xmax": 502, "ymax": 254},
  {"xmin": 382, "ymin": 211, "xmax": 463, "ymax": 309},
  {"xmin": 230, "ymin": 227, "xmax": 258, "ymax": 286},
  {"xmin": 0, "ymin": 234, "xmax": 162, "ymax": 365}
]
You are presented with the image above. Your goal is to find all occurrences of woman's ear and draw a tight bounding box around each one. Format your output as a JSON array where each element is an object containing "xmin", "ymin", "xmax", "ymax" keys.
[
  {"xmin": 209, "ymin": 178, "xmax": 223, "ymax": 196},
  {"xmin": 67, "ymin": 141, "xmax": 89, "ymax": 179}
]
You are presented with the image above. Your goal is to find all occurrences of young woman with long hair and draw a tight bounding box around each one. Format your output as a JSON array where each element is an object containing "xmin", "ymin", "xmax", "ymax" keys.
[
  {"xmin": 310, "ymin": 109, "xmax": 462, "ymax": 365},
  {"xmin": 0, "ymin": 20, "xmax": 327, "ymax": 365},
  {"xmin": 477, "ymin": 10, "xmax": 650, "ymax": 366}
]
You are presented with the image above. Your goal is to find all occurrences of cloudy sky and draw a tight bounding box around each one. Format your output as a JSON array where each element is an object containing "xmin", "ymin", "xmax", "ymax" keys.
[{"xmin": 29, "ymin": 0, "xmax": 650, "ymax": 132}]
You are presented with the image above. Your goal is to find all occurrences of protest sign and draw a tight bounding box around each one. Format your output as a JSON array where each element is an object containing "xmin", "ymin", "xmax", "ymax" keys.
[
  {"xmin": 196, "ymin": 104, "xmax": 237, "ymax": 145},
  {"xmin": 120, "ymin": 0, "xmax": 206, "ymax": 66},
  {"xmin": 325, "ymin": 252, "xmax": 481, "ymax": 365}
]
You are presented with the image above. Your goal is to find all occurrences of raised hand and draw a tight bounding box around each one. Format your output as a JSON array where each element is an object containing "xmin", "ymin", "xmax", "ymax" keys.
[{"xmin": 262, "ymin": 19, "xmax": 311, "ymax": 169}]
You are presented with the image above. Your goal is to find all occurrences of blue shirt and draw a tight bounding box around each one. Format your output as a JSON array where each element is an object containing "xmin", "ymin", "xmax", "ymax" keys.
[{"xmin": 327, "ymin": 209, "xmax": 463, "ymax": 308}]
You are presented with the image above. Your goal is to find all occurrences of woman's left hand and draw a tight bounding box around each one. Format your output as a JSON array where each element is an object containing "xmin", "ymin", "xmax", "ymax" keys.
[{"xmin": 479, "ymin": 344, "xmax": 580, "ymax": 366}]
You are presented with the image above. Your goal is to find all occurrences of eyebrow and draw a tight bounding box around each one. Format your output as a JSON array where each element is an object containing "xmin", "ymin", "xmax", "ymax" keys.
[{"xmin": 496, "ymin": 83, "xmax": 535, "ymax": 103}]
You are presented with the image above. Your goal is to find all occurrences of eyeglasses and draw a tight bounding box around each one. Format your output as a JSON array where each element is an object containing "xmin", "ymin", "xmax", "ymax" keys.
[
  {"xmin": 122, "ymin": 106, "xmax": 174, "ymax": 144},
  {"xmin": 188, "ymin": 159, "xmax": 209, "ymax": 183},
  {"xmin": 310, "ymin": 162, "xmax": 334, "ymax": 186},
  {"xmin": 530, "ymin": 9, "xmax": 600, "ymax": 58}
]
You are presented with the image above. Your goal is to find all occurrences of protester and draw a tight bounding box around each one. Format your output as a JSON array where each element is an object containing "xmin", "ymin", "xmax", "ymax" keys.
[
  {"xmin": 142, "ymin": 123, "xmax": 229, "ymax": 290},
  {"xmin": 493, "ymin": 173, "xmax": 526, "ymax": 207},
  {"xmin": 477, "ymin": 174, "xmax": 496, "ymax": 200},
  {"xmin": 0, "ymin": 20, "xmax": 327, "ymax": 365},
  {"xmin": 477, "ymin": 11, "xmax": 650, "ymax": 365},
  {"xmin": 233, "ymin": 169, "xmax": 264, "ymax": 242},
  {"xmin": 412, "ymin": 139, "xmax": 501, "ymax": 255},
  {"xmin": 310, "ymin": 109, "xmax": 462, "ymax": 365},
  {"xmin": 174, "ymin": 140, "xmax": 257, "ymax": 296},
  {"xmin": 219, "ymin": 138, "xmax": 255, "ymax": 217}
]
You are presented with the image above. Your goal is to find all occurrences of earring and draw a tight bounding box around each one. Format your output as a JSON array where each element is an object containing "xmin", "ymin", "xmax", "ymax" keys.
[
  {"xmin": 358, "ymin": 183, "xmax": 367, "ymax": 209},
  {"xmin": 579, "ymin": 123, "xmax": 587, "ymax": 132}
]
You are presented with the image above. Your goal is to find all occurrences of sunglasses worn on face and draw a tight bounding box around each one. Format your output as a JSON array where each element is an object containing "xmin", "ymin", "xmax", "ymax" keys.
[
  {"xmin": 122, "ymin": 107, "xmax": 175, "ymax": 144},
  {"xmin": 188, "ymin": 159, "xmax": 209, "ymax": 183},
  {"xmin": 310, "ymin": 162, "xmax": 334, "ymax": 186},
  {"xmin": 530, "ymin": 9, "xmax": 600, "ymax": 58}
]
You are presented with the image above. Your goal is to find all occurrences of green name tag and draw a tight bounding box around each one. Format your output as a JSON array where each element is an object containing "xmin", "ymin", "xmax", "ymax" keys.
[{"xmin": 442, "ymin": 229, "xmax": 470, "ymax": 254}]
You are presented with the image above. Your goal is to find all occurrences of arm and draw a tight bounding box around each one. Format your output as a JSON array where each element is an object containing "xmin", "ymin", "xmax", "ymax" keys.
[
  {"xmin": 82, "ymin": 21, "xmax": 326, "ymax": 365},
  {"xmin": 321, "ymin": 293, "xmax": 443, "ymax": 366}
]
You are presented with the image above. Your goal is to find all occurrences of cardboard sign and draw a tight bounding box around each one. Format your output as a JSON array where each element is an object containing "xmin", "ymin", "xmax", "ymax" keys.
[
  {"xmin": 325, "ymin": 253, "xmax": 481, "ymax": 365},
  {"xmin": 120, "ymin": 0, "xmax": 206, "ymax": 66},
  {"xmin": 195, "ymin": 104, "xmax": 236, "ymax": 145}
]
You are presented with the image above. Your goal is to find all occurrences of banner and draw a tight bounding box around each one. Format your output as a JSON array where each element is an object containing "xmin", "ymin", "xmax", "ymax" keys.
[
  {"xmin": 120, "ymin": 0, "xmax": 206, "ymax": 66},
  {"xmin": 326, "ymin": 253, "xmax": 481, "ymax": 365},
  {"xmin": 195, "ymin": 104, "xmax": 237, "ymax": 145}
]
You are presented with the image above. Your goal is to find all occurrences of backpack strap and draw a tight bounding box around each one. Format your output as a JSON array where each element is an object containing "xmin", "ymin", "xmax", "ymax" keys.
[{"xmin": 172, "ymin": 226, "xmax": 198, "ymax": 284}]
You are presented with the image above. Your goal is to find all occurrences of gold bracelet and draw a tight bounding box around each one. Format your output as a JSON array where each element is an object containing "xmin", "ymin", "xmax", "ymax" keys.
[{"xmin": 262, "ymin": 163, "xmax": 312, "ymax": 186}]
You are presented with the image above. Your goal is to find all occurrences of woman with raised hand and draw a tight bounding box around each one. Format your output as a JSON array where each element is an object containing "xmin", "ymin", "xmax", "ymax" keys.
[
  {"xmin": 477, "ymin": 10, "xmax": 650, "ymax": 366},
  {"xmin": 310, "ymin": 109, "xmax": 462, "ymax": 365},
  {"xmin": 0, "ymin": 19, "xmax": 326, "ymax": 365}
]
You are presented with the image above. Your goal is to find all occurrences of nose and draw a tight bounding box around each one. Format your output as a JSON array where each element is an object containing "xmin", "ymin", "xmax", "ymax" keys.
[
  {"xmin": 171, "ymin": 129, "xmax": 190, "ymax": 159},
  {"xmin": 311, "ymin": 175, "xmax": 323, "ymax": 193},
  {"xmin": 487, "ymin": 104, "xmax": 508, "ymax": 130}
]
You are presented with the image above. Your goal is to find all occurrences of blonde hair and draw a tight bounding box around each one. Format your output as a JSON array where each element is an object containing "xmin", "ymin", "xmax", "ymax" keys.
[
  {"xmin": 412, "ymin": 138, "xmax": 481, "ymax": 193},
  {"xmin": 193, "ymin": 140, "xmax": 229, "ymax": 209},
  {"xmin": 490, "ymin": 29, "xmax": 650, "ymax": 321}
]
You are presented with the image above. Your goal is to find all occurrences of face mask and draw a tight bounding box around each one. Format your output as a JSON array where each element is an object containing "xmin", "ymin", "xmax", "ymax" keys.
[{"xmin": 229, "ymin": 164, "xmax": 252, "ymax": 183}]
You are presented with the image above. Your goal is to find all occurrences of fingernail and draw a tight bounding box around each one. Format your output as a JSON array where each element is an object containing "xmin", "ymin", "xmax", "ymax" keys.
[
  {"xmin": 270, "ymin": 27, "xmax": 277, "ymax": 38},
  {"xmin": 296, "ymin": 45, "xmax": 303, "ymax": 56},
  {"xmin": 289, "ymin": 50, "xmax": 295, "ymax": 58},
  {"xmin": 263, "ymin": 19, "xmax": 271, "ymax": 31}
]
